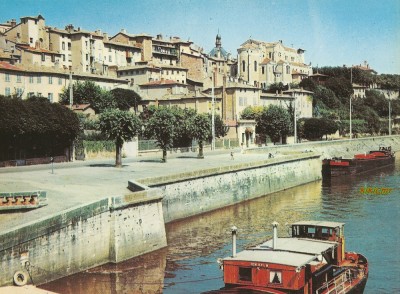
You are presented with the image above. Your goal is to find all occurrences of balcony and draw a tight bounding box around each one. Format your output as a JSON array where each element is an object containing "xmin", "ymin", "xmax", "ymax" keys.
[{"xmin": 152, "ymin": 46, "xmax": 178, "ymax": 57}]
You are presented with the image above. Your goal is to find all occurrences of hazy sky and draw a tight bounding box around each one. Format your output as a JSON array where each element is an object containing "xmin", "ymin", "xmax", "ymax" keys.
[{"xmin": 2, "ymin": 0, "xmax": 399, "ymax": 74}]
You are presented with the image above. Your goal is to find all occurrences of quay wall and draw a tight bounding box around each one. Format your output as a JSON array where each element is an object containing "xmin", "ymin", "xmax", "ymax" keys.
[
  {"xmin": 0, "ymin": 190, "xmax": 167, "ymax": 286},
  {"xmin": 248, "ymin": 136, "xmax": 400, "ymax": 158},
  {"xmin": 138, "ymin": 153, "xmax": 321, "ymax": 223},
  {"xmin": 138, "ymin": 136, "xmax": 400, "ymax": 223}
]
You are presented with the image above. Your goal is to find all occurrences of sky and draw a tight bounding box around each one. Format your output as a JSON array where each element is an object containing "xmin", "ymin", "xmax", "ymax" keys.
[{"xmin": 2, "ymin": 0, "xmax": 399, "ymax": 74}]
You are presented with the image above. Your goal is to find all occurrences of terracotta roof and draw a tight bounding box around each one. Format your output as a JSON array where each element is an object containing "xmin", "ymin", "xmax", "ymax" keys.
[
  {"xmin": 17, "ymin": 45, "xmax": 61, "ymax": 55},
  {"xmin": 140, "ymin": 79, "xmax": 183, "ymax": 86},
  {"xmin": 0, "ymin": 61, "xmax": 24, "ymax": 71},
  {"xmin": 291, "ymin": 70, "xmax": 308, "ymax": 76},
  {"xmin": 71, "ymin": 104, "xmax": 92, "ymax": 111},
  {"xmin": 260, "ymin": 57, "xmax": 272, "ymax": 65}
]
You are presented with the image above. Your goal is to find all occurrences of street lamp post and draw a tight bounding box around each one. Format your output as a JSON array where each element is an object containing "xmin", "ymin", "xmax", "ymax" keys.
[
  {"xmin": 293, "ymin": 98, "xmax": 297, "ymax": 144},
  {"xmin": 389, "ymin": 99, "xmax": 392, "ymax": 136},
  {"xmin": 211, "ymin": 70, "xmax": 216, "ymax": 150},
  {"xmin": 349, "ymin": 95, "xmax": 352, "ymax": 139},
  {"xmin": 69, "ymin": 71, "xmax": 73, "ymax": 109},
  {"xmin": 349, "ymin": 66, "xmax": 353, "ymax": 140}
]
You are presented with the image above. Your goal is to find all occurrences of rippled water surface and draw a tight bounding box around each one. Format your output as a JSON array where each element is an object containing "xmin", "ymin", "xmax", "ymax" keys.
[{"xmin": 42, "ymin": 154, "xmax": 400, "ymax": 294}]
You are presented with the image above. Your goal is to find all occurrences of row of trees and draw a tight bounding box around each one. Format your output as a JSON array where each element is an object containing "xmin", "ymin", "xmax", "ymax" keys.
[
  {"xmin": 59, "ymin": 81, "xmax": 229, "ymax": 166},
  {"xmin": 241, "ymin": 105, "xmax": 339, "ymax": 143},
  {"xmin": 96, "ymin": 106, "xmax": 226, "ymax": 166}
]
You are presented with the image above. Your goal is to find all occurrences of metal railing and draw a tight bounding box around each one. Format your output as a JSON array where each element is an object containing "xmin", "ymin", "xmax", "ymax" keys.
[{"xmin": 316, "ymin": 269, "xmax": 353, "ymax": 294}]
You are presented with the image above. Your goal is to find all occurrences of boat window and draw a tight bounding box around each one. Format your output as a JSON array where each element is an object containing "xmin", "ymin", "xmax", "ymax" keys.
[
  {"xmin": 321, "ymin": 227, "xmax": 332, "ymax": 239},
  {"xmin": 307, "ymin": 226, "xmax": 316, "ymax": 237},
  {"xmin": 239, "ymin": 267, "xmax": 252, "ymax": 282},
  {"xmin": 269, "ymin": 270, "xmax": 282, "ymax": 284}
]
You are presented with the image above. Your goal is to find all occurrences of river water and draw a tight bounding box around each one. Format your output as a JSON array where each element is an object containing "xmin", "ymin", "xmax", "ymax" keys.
[{"xmin": 41, "ymin": 155, "xmax": 400, "ymax": 294}]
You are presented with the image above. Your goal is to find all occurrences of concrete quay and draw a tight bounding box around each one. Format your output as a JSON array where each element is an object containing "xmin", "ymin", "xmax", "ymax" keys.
[{"xmin": 0, "ymin": 148, "xmax": 280, "ymax": 229}]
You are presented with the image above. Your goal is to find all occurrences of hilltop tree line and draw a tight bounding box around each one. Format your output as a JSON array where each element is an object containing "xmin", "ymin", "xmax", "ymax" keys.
[{"xmin": 253, "ymin": 67, "xmax": 400, "ymax": 141}]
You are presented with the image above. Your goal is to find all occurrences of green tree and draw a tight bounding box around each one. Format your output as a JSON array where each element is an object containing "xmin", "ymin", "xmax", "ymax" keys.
[
  {"xmin": 110, "ymin": 88, "xmax": 142, "ymax": 113},
  {"xmin": 267, "ymin": 82, "xmax": 286, "ymax": 94},
  {"xmin": 212, "ymin": 114, "xmax": 229, "ymax": 138},
  {"xmin": 314, "ymin": 86, "xmax": 342, "ymax": 109},
  {"xmin": 190, "ymin": 113, "xmax": 211, "ymax": 158},
  {"xmin": 60, "ymin": 80, "xmax": 116, "ymax": 113},
  {"xmin": 299, "ymin": 78, "xmax": 317, "ymax": 92},
  {"xmin": 170, "ymin": 107, "xmax": 196, "ymax": 148},
  {"xmin": 240, "ymin": 105, "xmax": 265, "ymax": 120},
  {"xmin": 98, "ymin": 109, "xmax": 141, "ymax": 167},
  {"xmin": 364, "ymin": 90, "xmax": 389, "ymax": 117},
  {"xmin": 0, "ymin": 95, "xmax": 79, "ymax": 160},
  {"xmin": 144, "ymin": 107, "xmax": 177, "ymax": 162},
  {"xmin": 301, "ymin": 118, "xmax": 338, "ymax": 140},
  {"xmin": 324, "ymin": 77, "xmax": 353, "ymax": 104},
  {"xmin": 256, "ymin": 105, "xmax": 291, "ymax": 144}
]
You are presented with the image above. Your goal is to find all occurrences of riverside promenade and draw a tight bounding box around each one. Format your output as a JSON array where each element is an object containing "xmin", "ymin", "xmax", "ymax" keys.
[
  {"xmin": 1, "ymin": 134, "xmax": 400, "ymax": 230},
  {"xmin": 0, "ymin": 148, "xmax": 273, "ymax": 230}
]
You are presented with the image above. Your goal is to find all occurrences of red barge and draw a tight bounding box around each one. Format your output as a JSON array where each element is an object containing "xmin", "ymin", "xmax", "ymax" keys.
[
  {"xmin": 219, "ymin": 221, "xmax": 368, "ymax": 294},
  {"xmin": 322, "ymin": 146, "xmax": 395, "ymax": 177}
]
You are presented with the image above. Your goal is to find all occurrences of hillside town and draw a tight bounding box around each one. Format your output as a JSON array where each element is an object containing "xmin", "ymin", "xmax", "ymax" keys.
[
  {"xmin": 1, "ymin": 9, "xmax": 400, "ymax": 294},
  {"xmin": 0, "ymin": 14, "xmax": 398, "ymax": 155}
]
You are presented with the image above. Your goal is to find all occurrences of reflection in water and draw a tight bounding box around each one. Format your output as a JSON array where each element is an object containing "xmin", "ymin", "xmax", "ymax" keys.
[{"xmin": 41, "ymin": 157, "xmax": 399, "ymax": 294}]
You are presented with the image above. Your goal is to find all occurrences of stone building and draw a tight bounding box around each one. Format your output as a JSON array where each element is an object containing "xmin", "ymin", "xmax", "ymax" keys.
[
  {"xmin": 237, "ymin": 39, "xmax": 312, "ymax": 89},
  {"xmin": 0, "ymin": 61, "xmax": 128, "ymax": 102}
]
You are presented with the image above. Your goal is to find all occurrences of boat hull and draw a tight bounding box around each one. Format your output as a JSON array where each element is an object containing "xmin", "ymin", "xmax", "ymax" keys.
[{"xmin": 322, "ymin": 156, "xmax": 395, "ymax": 177}]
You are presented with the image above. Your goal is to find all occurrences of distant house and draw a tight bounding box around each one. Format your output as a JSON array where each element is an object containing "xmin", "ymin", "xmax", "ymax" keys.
[
  {"xmin": 352, "ymin": 83, "xmax": 366, "ymax": 98},
  {"xmin": 70, "ymin": 104, "xmax": 96, "ymax": 117}
]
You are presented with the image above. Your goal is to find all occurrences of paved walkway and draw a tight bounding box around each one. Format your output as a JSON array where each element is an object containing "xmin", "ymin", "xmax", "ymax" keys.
[{"xmin": 0, "ymin": 148, "xmax": 278, "ymax": 231}]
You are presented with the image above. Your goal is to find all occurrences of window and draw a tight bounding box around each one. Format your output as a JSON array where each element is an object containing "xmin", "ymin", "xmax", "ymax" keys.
[
  {"xmin": 51, "ymin": 55, "xmax": 55, "ymax": 62},
  {"xmin": 63, "ymin": 55, "xmax": 66, "ymax": 62},
  {"xmin": 48, "ymin": 93, "xmax": 53, "ymax": 102},
  {"xmin": 239, "ymin": 267, "xmax": 252, "ymax": 282},
  {"xmin": 37, "ymin": 76, "xmax": 41, "ymax": 83},
  {"xmin": 68, "ymin": 54, "xmax": 72, "ymax": 62},
  {"xmin": 30, "ymin": 37, "xmax": 33, "ymax": 44},
  {"xmin": 28, "ymin": 92, "xmax": 34, "ymax": 98},
  {"xmin": 16, "ymin": 88, "xmax": 23, "ymax": 97},
  {"xmin": 5, "ymin": 87, "xmax": 10, "ymax": 96},
  {"xmin": 5, "ymin": 73, "xmax": 10, "ymax": 82},
  {"xmin": 58, "ymin": 78, "xmax": 63, "ymax": 85},
  {"xmin": 109, "ymin": 55, "xmax": 112, "ymax": 62},
  {"xmin": 86, "ymin": 54, "xmax": 88, "ymax": 61},
  {"xmin": 286, "ymin": 66, "xmax": 290, "ymax": 75},
  {"xmin": 242, "ymin": 60, "xmax": 246, "ymax": 72},
  {"xmin": 62, "ymin": 42, "xmax": 65, "ymax": 50},
  {"xmin": 29, "ymin": 76, "xmax": 34, "ymax": 83},
  {"xmin": 68, "ymin": 43, "xmax": 71, "ymax": 50},
  {"xmin": 269, "ymin": 270, "xmax": 282, "ymax": 284},
  {"xmin": 41, "ymin": 53, "xmax": 45, "ymax": 62},
  {"xmin": 269, "ymin": 52, "xmax": 272, "ymax": 59},
  {"xmin": 262, "ymin": 66, "xmax": 265, "ymax": 75},
  {"xmin": 17, "ymin": 74, "xmax": 21, "ymax": 83},
  {"xmin": 48, "ymin": 77, "xmax": 53, "ymax": 84},
  {"xmin": 254, "ymin": 61, "xmax": 257, "ymax": 72},
  {"xmin": 109, "ymin": 47, "xmax": 112, "ymax": 52}
]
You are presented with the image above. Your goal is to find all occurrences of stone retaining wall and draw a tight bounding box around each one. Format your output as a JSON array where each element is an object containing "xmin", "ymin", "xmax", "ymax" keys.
[
  {"xmin": 138, "ymin": 153, "xmax": 321, "ymax": 223},
  {"xmin": 0, "ymin": 190, "xmax": 166, "ymax": 286}
]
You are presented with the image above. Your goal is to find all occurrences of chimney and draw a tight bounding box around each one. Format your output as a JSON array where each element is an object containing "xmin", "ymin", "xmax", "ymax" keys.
[
  {"xmin": 121, "ymin": 28, "xmax": 126, "ymax": 34},
  {"xmin": 103, "ymin": 33, "xmax": 109, "ymax": 41},
  {"xmin": 272, "ymin": 221, "xmax": 279, "ymax": 250},
  {"xmin": 231, "ymin": 226, "xmax": 238, "ymax": 257},
  {"xmin": 11, "ymin": 19, "xmax": 16, "ymax": 27}
]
